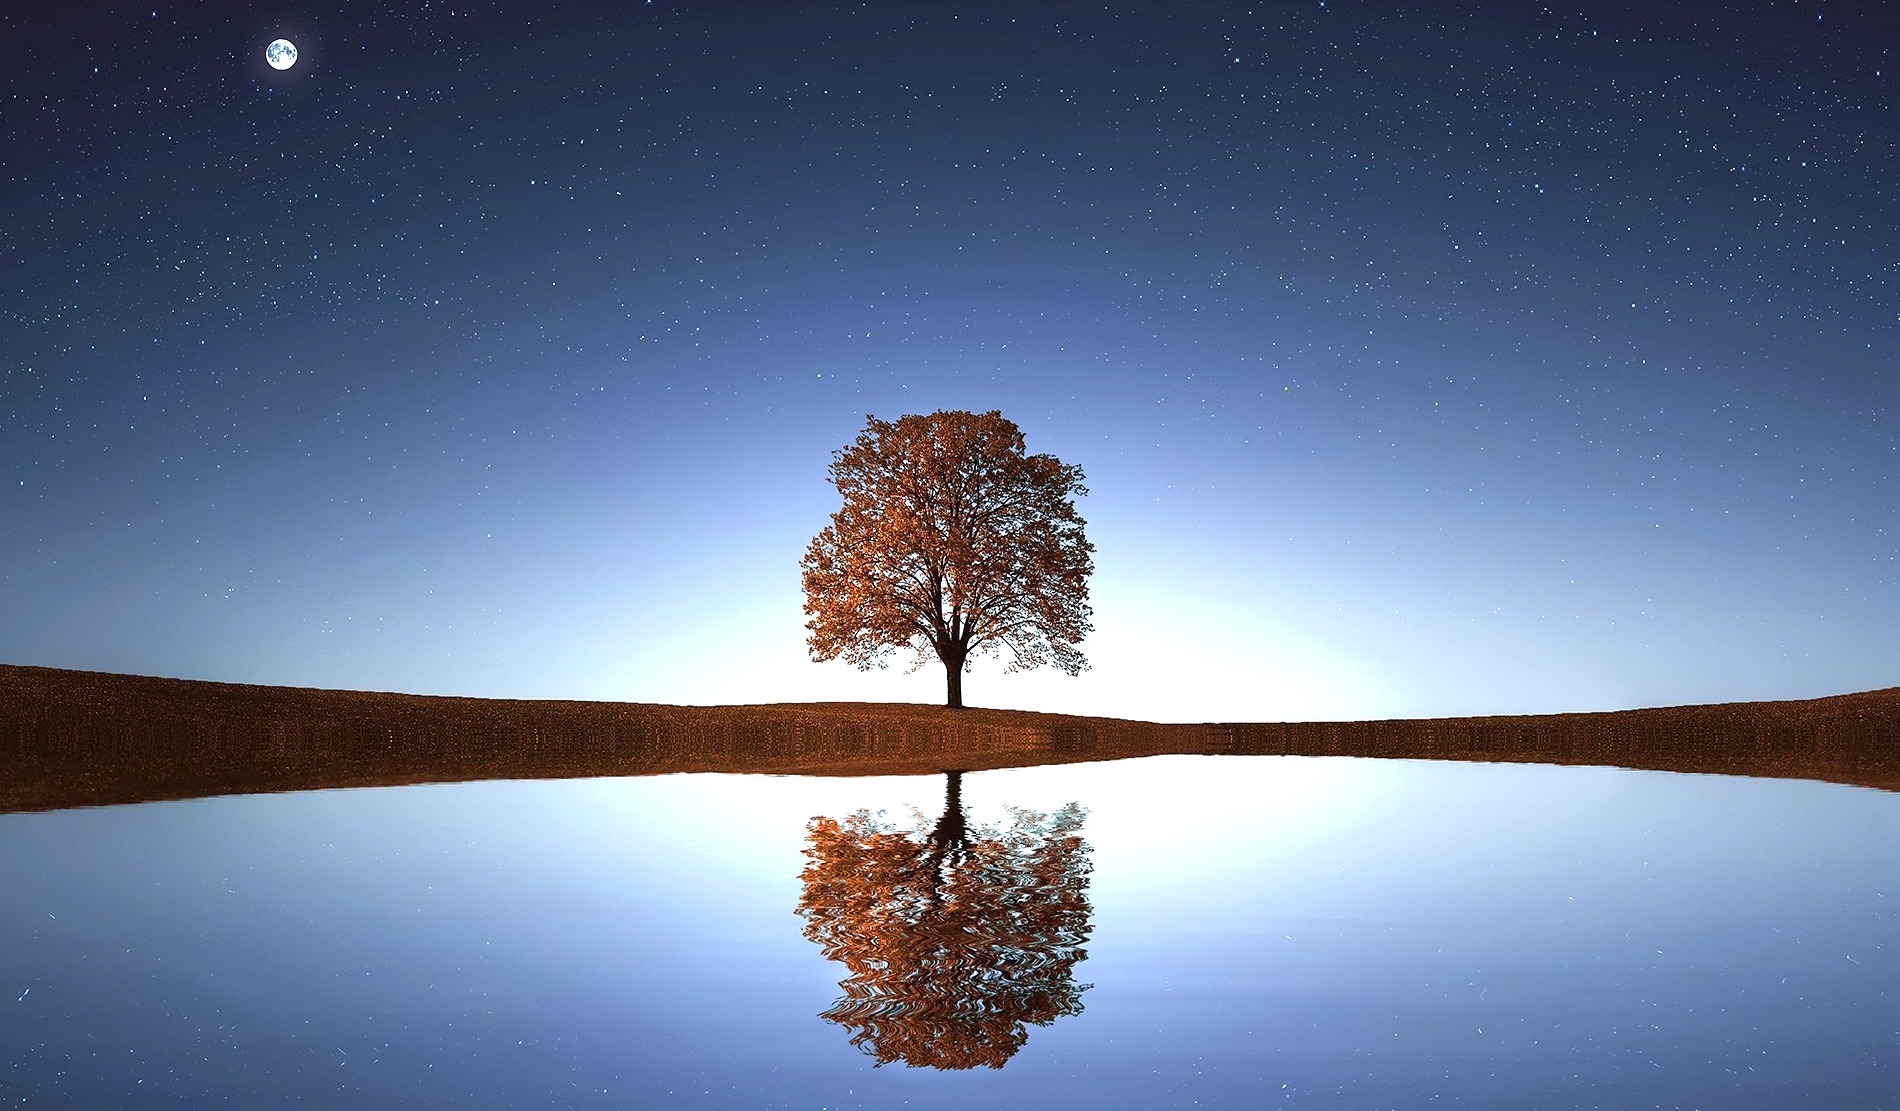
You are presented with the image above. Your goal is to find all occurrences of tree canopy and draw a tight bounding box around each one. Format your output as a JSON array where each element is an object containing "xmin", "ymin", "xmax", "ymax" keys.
[{"xmin": 801, "ymin": 409, "xmax": 1095, "ymax": 707}]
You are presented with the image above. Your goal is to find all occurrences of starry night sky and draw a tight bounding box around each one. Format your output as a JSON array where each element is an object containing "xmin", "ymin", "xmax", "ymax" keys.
[{"xmin": 3, "ymin": 1, "xmax": 1894, "ymax": 722}]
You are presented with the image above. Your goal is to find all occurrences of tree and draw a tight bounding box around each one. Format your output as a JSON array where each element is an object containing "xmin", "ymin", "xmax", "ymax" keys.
[
  {"xmin": 801, "ymin": 410, "xmax": 1095, "ymax": 708},
  {"xmin": 796, "ymin": 772, "xmax": 1094, "ymax": 1069}
]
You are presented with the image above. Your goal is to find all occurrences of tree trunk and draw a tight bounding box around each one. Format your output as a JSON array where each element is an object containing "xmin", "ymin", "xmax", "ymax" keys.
[{"xmin": 942, "ymin": 644, "xmax": 966, "ymax": 708}]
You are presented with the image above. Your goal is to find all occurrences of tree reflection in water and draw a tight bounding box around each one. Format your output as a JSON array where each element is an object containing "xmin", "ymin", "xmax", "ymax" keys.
[{"xmin": 796, "ymin": 770, "xmax": 1094, "ymax": 1069}]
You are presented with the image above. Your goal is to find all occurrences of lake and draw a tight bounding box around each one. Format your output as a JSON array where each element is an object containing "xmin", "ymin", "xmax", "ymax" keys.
[{"xmin": 2, "ymin": 755, "xmax": 1894, "ymax": 1107}]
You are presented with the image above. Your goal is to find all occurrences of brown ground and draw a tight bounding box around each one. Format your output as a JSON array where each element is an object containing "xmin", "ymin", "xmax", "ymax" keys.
[{"xmin": 2, "ymin": 663, "xmax": 1897, "ymax": 813}]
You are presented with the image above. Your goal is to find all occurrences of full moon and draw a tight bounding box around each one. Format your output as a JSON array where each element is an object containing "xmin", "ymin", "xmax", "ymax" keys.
[{"xmin": 265, "ymin": 39, "xmax": 297, "ymax": 71}]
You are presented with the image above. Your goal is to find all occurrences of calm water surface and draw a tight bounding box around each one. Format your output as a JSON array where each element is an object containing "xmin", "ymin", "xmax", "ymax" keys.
[{"xmin": 2, "ymin": 755, "xmax": 1894, "ymax": 1108}]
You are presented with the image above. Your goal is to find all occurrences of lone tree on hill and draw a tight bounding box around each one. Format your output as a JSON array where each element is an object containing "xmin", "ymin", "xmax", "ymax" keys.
[{"xmin": 801, "ymin": 409, "xmax": 1095, "ymax": 709}]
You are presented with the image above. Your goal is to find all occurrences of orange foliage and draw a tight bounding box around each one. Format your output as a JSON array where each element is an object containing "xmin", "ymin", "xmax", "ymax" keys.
[
  {"xmin": 796, "ymin": 775, "xmax": 1093, "ymax": 1069},
  {"xmin": 801, "ymin": 410, "xmax": 1095, "ymax": 707}
]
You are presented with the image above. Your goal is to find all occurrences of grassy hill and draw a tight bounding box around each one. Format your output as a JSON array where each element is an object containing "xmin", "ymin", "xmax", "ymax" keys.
[{"xmin": 2, "ymin": 664, "xmax": 1896, "ymax": 813}]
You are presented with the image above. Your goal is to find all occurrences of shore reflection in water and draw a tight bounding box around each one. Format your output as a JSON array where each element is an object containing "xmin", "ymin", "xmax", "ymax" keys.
[{"xmin": 797, "ymin": 771, "xmax": 1093, "ymax": 1068}]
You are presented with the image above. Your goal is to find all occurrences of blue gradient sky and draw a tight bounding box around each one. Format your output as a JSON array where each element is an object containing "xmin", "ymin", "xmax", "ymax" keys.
[{"xmin": 4, "ymin": 1, "xmax": 1894, "ymax": 721}]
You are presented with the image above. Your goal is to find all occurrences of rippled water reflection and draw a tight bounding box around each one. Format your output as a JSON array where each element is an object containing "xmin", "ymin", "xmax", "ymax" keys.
[
  {"xmin": 798, "ymin": 771, "xmax": 1094, "ymax": 1069},
  {"xmin": 2, "ymin": 755, "xmax": 1894, "ymax": 1107}
]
